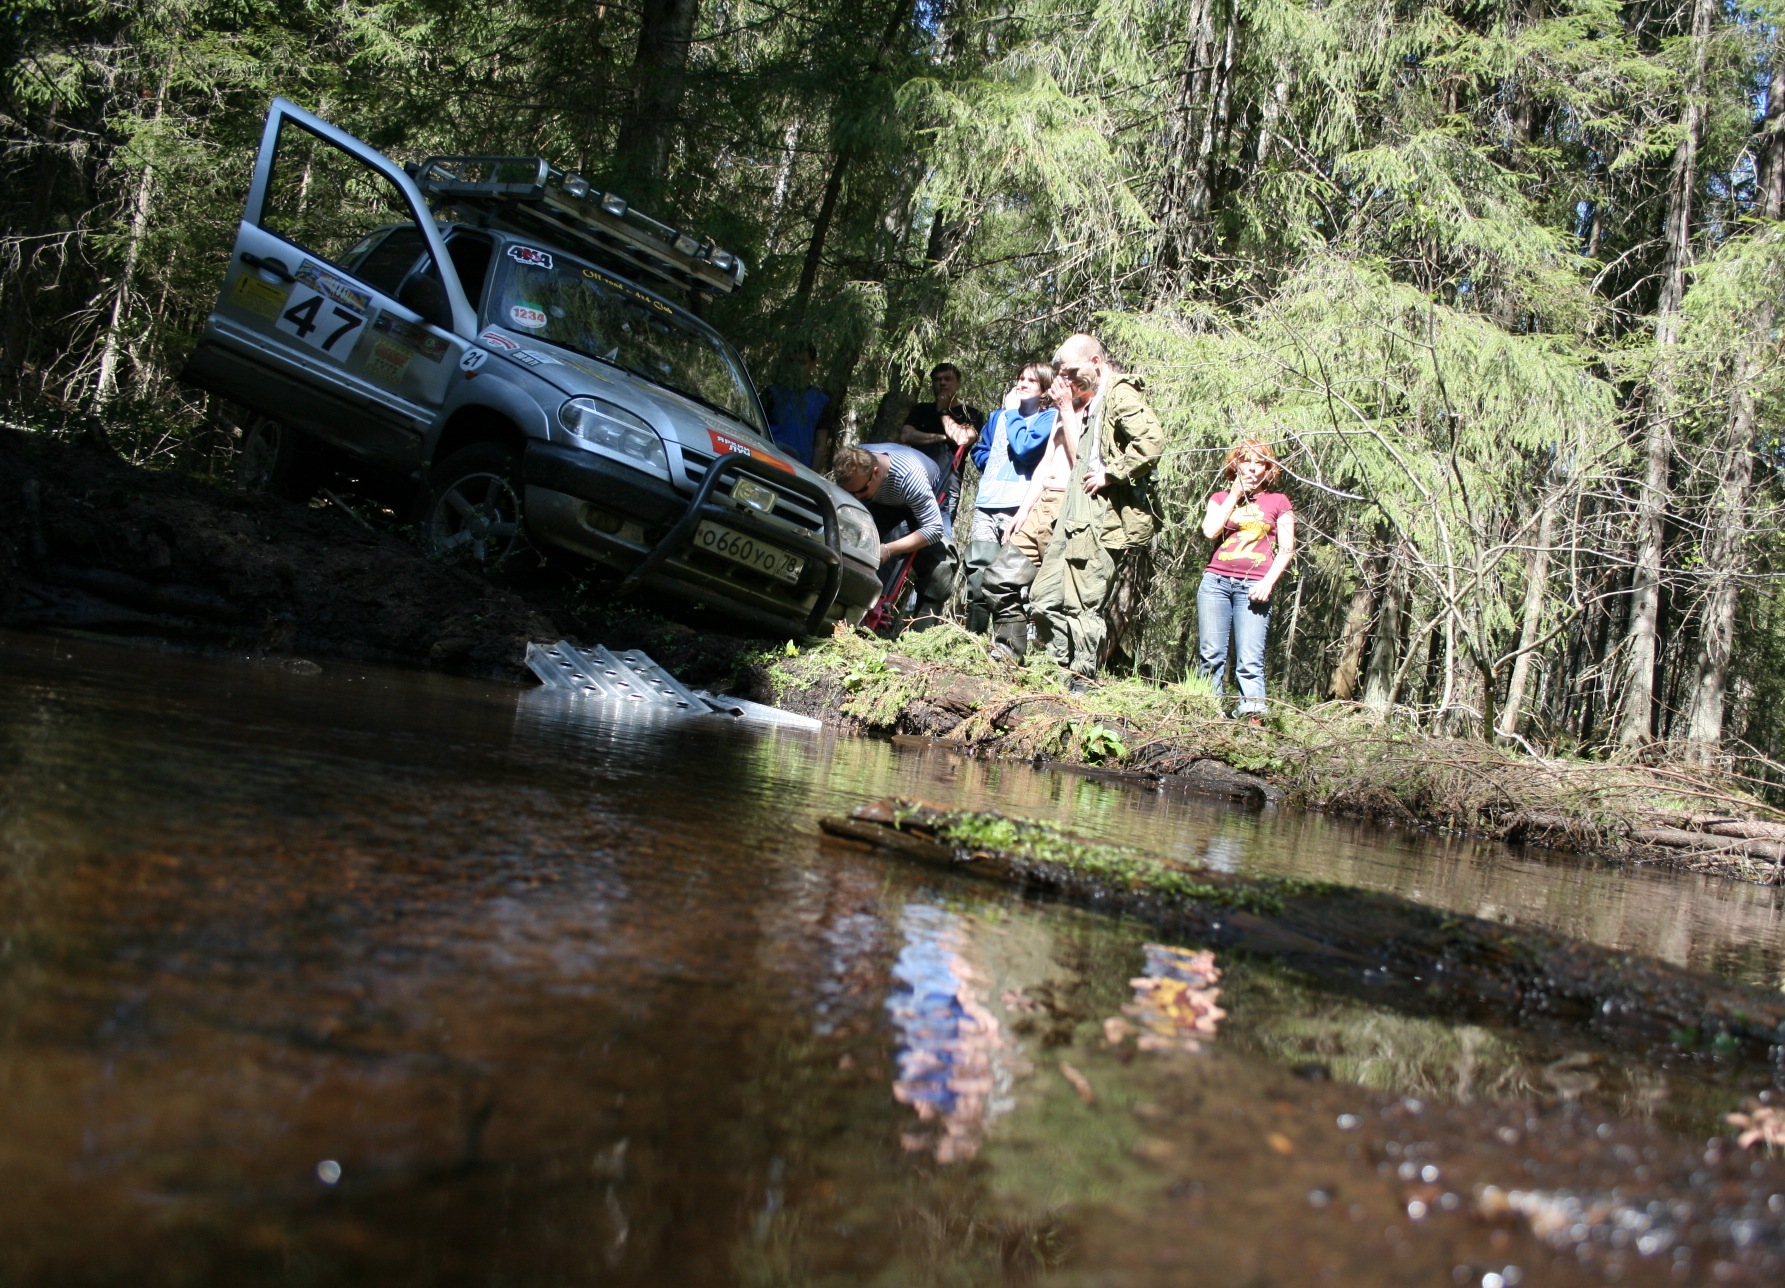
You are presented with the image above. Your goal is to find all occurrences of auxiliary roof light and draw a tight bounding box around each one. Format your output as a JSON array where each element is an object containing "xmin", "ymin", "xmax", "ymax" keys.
[
  {"xmin": 599, "ymin": 193, "xmax": 629, "ymax": 219},
  {"xmin": 711, "ymin": 249, "xmax": 737, "ymax": 274},
  {"xmin": 562, "ymin": 173, "xmax": 591, "ymax": 199},
  {"xmin": 672, "ymin": 232, "xmax": 700, "ymax": 257}
]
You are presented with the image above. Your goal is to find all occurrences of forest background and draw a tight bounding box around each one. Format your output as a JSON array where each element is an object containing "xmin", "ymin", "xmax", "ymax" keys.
[{"xmin": 5, "ymin": 0, "xmax": 1785, "ymax": 773}]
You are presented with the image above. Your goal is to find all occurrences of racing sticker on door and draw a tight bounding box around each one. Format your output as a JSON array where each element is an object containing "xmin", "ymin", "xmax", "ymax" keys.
[
  {"xmin": 230, "ymin": 272, "xmax": 290, "ymax": 321},
  {"xmin": 274, "ymin": 260, "xmax": 373, "ymax": 362},
  {"xmin": 360, "ymin": 312, "xmax": 450, "ymax": 386}
]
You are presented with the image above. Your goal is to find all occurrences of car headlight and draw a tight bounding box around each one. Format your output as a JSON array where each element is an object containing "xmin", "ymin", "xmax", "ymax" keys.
[
  {"xmin": 559, "ymin": 397, "xmax": 668, "ymax": 475},
  {"xmin": 835, "ymin": 501, "xmax": 880, "ymax": 562}
]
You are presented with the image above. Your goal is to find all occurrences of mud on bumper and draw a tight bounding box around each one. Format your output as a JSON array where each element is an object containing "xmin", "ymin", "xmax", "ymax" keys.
[{"xmin": 521, "ymin": 441, "xmax": 878, "ymax": 636}]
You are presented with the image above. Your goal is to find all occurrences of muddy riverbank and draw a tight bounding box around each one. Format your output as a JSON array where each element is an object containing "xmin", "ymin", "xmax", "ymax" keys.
[
  {"xmin": 0, "ymin": 426, "xmax": 768, "ymax": 688},
  {"xmin": 5, "ymin": 426, "xmax": 1782, "ymax": 885}
]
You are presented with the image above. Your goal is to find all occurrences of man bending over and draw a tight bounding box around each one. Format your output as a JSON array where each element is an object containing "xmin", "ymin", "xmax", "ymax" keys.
[{"xmin": 832, "ymin": 443, "xmax": 957, "ymax": 628}]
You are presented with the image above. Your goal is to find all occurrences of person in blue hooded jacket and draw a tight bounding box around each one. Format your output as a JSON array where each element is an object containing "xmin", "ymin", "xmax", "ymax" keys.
[{"xmin": 964, "ymin": 363, "xmax": 1057, "ymax": 634}]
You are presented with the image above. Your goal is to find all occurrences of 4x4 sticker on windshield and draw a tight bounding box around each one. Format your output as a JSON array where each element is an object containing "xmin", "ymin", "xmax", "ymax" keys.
[
  {"xmin": 509, "ymin": 303, "xmax": 548, "ymax": 329},
  {"xmin": 507, "ymin": 245, "xmax": 554, "ymax": 270},
  {"xmin": 707, "ymin": 428, "xmax": 792, "ymax": 474}
]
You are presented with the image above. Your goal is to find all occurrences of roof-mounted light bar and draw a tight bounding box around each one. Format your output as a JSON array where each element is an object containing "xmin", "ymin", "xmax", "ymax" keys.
[{"xmin": 411, "ymin": 155, "xmax": 747, "ymax": 298}]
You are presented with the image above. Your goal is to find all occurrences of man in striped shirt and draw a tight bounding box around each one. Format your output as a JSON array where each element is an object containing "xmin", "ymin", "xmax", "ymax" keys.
[{"xmin": 832, "ymin": 443, "xmax": 957, "ymax": 627}]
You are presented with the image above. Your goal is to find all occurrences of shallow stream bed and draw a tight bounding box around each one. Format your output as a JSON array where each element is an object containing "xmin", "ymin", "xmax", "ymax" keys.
[{"xmin": 2, "ymin": 630, "xmax": 1782, "ymax": 1286}]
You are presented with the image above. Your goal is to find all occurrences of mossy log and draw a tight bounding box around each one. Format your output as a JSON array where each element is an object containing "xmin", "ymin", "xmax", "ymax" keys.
[{"xmin": 819, "ymin": 799, "xmax": 1785, "ymax": 1068}]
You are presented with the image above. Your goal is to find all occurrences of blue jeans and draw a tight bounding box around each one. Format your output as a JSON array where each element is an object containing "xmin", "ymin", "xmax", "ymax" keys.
[{"xmin": 1197, "ymin": 571, "xmax": 1272, "ymax": 713}]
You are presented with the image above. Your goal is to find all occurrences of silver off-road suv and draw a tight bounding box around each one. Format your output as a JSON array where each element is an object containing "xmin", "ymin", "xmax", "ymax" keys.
[{"xmin": 185, "ymin": 98, "xmax": 881, "ymax": 636}]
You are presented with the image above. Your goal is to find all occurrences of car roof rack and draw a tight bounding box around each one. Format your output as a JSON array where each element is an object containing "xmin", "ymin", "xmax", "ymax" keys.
[{"xmin": 411, "ymin": 156, "xmax": 746, "ymax": 300}]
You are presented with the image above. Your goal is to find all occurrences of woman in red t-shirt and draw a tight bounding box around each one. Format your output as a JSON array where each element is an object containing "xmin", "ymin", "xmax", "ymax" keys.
[{"xmin": 1197, "ymin": 440, "xmax": 1296, "ymax": 722}]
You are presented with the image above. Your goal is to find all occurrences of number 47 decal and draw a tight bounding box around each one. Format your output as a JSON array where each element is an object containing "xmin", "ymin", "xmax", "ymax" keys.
[{"xmin": 275, "ymin": 286, "xmax": 364, "ymax": 359}]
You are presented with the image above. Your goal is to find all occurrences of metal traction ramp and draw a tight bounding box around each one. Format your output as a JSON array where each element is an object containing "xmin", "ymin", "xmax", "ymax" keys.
[{"xmin": 524, "ymin": 641, "xmax": 820, "ymax": 729}]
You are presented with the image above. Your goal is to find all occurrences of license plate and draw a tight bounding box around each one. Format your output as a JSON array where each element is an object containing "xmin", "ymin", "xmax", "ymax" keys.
[{"xmin": 693, "ymin": 521, "xmax": 804, "ymax": 583}]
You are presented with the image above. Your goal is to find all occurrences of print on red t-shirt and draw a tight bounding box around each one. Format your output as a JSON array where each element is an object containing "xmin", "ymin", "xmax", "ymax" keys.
[{"xmin": 1206, "ymin": 490, "xmax": 1293, "ymax": 580}]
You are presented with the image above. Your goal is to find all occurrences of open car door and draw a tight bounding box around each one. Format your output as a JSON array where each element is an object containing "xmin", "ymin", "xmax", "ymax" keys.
[{"xmin": 186, "ymin": 98, "xmax": 478, "ymax": 472}]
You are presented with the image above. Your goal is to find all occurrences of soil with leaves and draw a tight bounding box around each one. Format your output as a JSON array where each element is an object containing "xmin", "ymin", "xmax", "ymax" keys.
[
  {"xmin": 772, "ymin": 625, "xmax": 1785, "ymax": 887},
  {"xmin": 0, "ymin": 427, "xmax": 772, "ymax": 690}
]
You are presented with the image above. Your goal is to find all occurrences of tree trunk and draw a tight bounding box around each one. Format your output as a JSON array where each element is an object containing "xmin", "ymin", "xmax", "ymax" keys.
[
  {"xmin": 1329, "ymin": 551, "xmax": 1384, "ymax": 700},
  {"xmin": 1498, "ymin": 494, "xmax": 1557, "ymax": 738},
  {"xmin": 1616, "ymin": 0, "xmax": 1714, "ymax": 746},
  {"xmin": 791, "ymin": 148, "xmax": 848, "ymax": 322},
  {"xmin": 790, "ymin": 0, "xmax": 912, "ymax": 323},
  {"xmin": 1362, "ymin": 550, "xmax": 1409, "ymax": 712},
  {"xmin": 1149, "ymin": 0, "xmax": 1222, "ymax": 285},
  {"xmin": 95, "ymin": 69, "xmax": 169, "ymax": 407},
  {"xmin": 1682, "ymin": 50, "xmax": 1785, "ymax": 761},
  {"xmin": 611, "ymin": 0, "xmax": 701, "ymax": 201}
]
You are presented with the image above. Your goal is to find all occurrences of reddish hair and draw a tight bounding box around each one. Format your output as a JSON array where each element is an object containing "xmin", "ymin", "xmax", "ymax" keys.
[{"xmin": 1222, "ymin": 439, "xmax": 1282, "ymax": 488}]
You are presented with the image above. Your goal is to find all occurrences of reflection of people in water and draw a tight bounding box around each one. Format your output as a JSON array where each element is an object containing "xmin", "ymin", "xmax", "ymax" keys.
[{"xmin": 885, "ymin": 904, "xmax": 1012, "ymax": 1163}]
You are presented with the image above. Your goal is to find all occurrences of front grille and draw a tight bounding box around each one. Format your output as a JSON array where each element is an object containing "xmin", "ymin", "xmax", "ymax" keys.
[{"xmin": 681, "ymin": 449, "xmax": 827, "ymax": 534}]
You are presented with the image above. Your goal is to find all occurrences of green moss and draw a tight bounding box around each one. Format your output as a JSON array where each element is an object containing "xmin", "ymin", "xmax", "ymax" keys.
[{"xmin": 907, "ymin": 806, "xmax": 1289, "ymax": 912}]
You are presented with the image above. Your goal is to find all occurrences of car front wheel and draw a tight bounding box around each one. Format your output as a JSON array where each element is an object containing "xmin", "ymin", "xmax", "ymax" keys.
[
  {"xmin": 422, "ymin": 444, "xmax": 527, "ymax": 566},
  {"xmin": 237, "ymin": 417, "xmax": 322, "ymax": 499}
]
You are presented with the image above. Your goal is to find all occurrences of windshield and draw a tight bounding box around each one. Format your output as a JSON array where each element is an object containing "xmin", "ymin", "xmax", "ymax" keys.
[{"xmin": 491, "ymin": 248, "xmax": 764, "ymax": 433}]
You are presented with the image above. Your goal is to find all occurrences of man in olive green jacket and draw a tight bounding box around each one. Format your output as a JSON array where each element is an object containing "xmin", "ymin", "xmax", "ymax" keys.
[{"xmin": 1030, "ymin": 333, "xmax": 1164, "ymax": 681}]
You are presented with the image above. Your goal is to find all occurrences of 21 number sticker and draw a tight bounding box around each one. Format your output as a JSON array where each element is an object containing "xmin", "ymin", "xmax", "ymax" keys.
[{"xmin": 276, "ymin": 286, "xmax": 365, "ymax": 360}]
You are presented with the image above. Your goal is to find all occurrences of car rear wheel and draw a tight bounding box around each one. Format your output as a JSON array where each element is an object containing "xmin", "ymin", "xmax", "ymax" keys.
[
  {"xmin": 422, "ymin": 444, "xmax": 527, "ymax": 566},
  {"xmin": 237, "ymin": 417, "xmax": 322, "ymax": 499}
]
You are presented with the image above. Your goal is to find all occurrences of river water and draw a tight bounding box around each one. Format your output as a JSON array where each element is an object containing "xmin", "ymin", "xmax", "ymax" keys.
[{"xmin": 2, "ymin": 629, "xmax": 1782, "ymax": 1286}]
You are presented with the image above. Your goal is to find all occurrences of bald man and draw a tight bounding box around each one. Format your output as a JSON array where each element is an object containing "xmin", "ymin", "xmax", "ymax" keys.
[{"xmin": 1025, "ymin": 333, "xmax": 1164, "ymax": 682}]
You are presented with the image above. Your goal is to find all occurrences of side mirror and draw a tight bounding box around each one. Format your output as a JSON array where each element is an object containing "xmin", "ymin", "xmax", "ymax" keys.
[{"xmin": 397, "ymin": 270, "xmax": 454, "ymax": 331}]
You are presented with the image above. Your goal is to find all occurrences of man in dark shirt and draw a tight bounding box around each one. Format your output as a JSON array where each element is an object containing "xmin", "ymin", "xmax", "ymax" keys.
[
  {"xmin": 832, "ymin": 443, "xmax": 956, "ymax": 628},
  {"xmin": 897, "ymin": 362, "xmax": 982, "ymax": 518},
  {"xmin": 761, "ymin": 343, "xmax": 836, "ymax": 470}
]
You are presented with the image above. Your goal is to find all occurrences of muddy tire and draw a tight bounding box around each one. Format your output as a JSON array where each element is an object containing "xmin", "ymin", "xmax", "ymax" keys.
[
  {"xmin": 421, "ymin": 443, "xmax": 528, "ymax": 567},
  {"xmin": 237, "ymin": 417, "xmax": 322, "ymax": 500}
]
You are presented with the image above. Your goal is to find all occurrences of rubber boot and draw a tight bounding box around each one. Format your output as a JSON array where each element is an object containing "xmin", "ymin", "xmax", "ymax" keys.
[
  {"xmin": 964, "ymin": 539, "xmax": 1001, "ymax": 635},
  {"xmin": 991, "ymin": 620, "xmax": 1028, "ymax": 660}
]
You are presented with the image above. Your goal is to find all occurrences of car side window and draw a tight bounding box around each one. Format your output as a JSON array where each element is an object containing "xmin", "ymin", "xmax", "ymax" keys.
[
  {"xmin": 259, "ymin": 121, "xmax": 424, "ymax": 275},
  {"xmin": 352, "ymin": 227, "xmax": 427, "ymax": 297},
  {"xmin": 444, "ymin": 233, "xmax": 494, "ymax": 311}
]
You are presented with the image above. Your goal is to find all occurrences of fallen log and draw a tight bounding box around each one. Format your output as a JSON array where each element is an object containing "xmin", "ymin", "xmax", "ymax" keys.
[
  {"xmin": 1630, "ymin": 825, "xmax": 1785, "ymax": 863},
  {"xmin": 820, "ymin": 799, "xmax": 1785, "ymax": 1068}
]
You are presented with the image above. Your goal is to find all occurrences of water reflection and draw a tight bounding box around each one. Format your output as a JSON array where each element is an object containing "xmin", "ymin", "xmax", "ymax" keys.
[
  {"xmin": 1106, "ymin": 944, "xmax": 1226, "ymax": 1053},
  {"xmin": 886, "ymin": 904, "xmax": 1021, "ymax": 1163},
  {"xmin": 5, "ymin": 631, "xmax": 1785, "ymax": 1286}
]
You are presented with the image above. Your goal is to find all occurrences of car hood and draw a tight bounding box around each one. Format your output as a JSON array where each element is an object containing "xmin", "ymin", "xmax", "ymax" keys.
[{"xmin": 481, "ymin": 325, "xmax": 868, "ymax": 534}]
